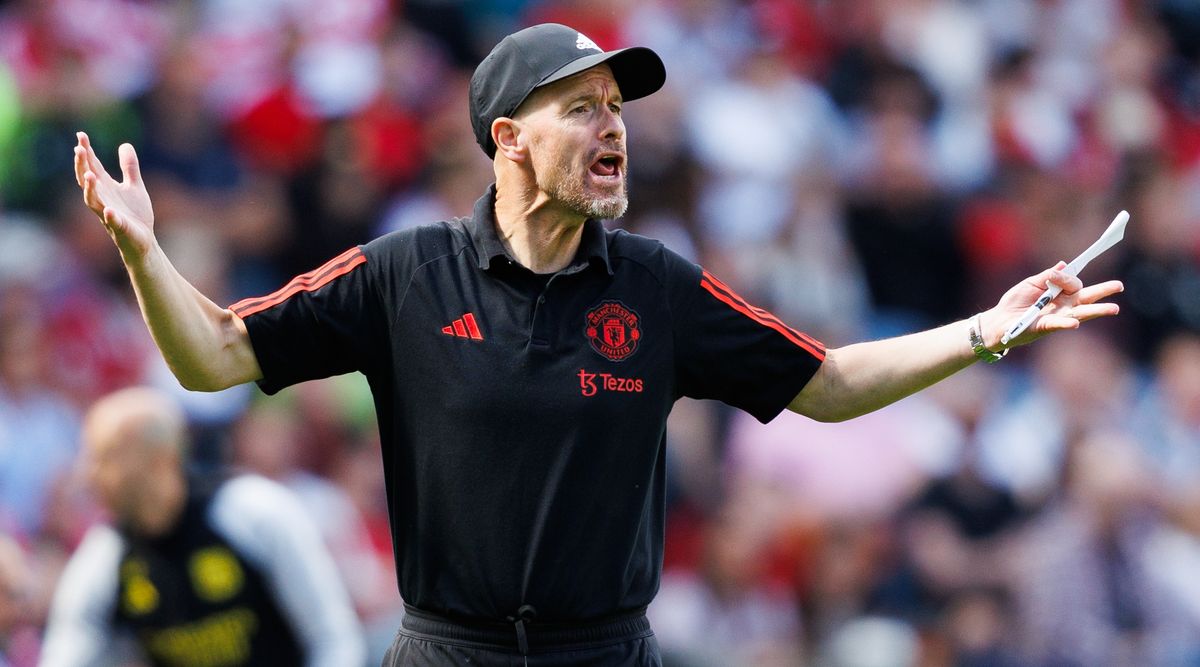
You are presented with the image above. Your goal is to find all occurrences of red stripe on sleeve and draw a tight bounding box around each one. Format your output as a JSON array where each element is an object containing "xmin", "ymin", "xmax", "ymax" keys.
[
  {"xmin": 702, "ymin": 271, "xmax": 825, "ymax": 351},
  {"xmin": 700, "ymin": 275, "xmax": 826, "ymax": 361},
  {"xmin": 230, "ymin": 248, "xmax": 367, "ymax": 318}
]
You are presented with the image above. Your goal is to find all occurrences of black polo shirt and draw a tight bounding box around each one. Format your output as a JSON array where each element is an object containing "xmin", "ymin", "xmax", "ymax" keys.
[{"xmin": 232, "ymin": 185, "xmax": 825, "ymax": 623}]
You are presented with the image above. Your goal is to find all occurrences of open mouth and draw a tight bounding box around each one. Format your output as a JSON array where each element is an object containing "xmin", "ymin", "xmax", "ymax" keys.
[{"xmin": 589, "ymin": 153, "xmax": 624, "ymax": 178}]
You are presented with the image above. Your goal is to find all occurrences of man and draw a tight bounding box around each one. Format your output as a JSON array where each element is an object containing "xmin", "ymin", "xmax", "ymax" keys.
[
  {"xmin": 71, "ymin": 22, "xmax": 1122, "ymax": 666},
  {"xmin": 39, "ymin": 387, "xmax": 366, "ymax": 666}
]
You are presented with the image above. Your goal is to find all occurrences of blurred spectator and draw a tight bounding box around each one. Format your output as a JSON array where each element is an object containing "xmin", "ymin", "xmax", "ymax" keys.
[
  {"xmin": 907, "ymin": 370, "xmax": 1021, "ymax": 535},
  {"xmin": 781, "ymin": 518, "xmax": 907, "ymax": 664},
  {"xmin": 0, "ymin": 287, "xmax": 80, "ymax": 537},
  {"xmin": 976, "ymin": 329, "xmax": 1136, "ymax": 504},
  {"xmin": 727, "ymin": 389, "xmax": 959, "ymax": 523},
  {"xmin": 1132, "ymin": 333, "xmax": 1200, "ymax": 492},
  {"xmin": 651, "ymin": 481, "xmax": 804, "ymax": 666},
  {"xmin": 0, "ymin": 0, "xmax": 160, "ymax": 215},
  {"xmin": 133, "ymin": 43, "xmax": 243, "ymax": 192},
  {"xmin": 40, "ymin": 387, "xmax": 366, "ymax": 666},
  {"xmin": 1115, "ymin": 153, "xmax": 1200, "ymax": 361},
  {"xmin": 0, "ymin": 533, "xmax": 36, "ymax": 667},
  {"xmin": 622, "ymin": 0, "xmax": 757, "ymax": 94},
  {"xmin": 195, "ymin": 0, "xmax": 390, "ymax": 120},
  {"xmin": 955, "ymin": 167, "xmax": 1046, "ymax": 309},
  {"xmin": 229, "ymin": 391, "xmax": 401, "ymax": 664},
  {"xmin": 325, "ymin": 429, "xmax": 403, "ymax": 667},
  {"xmin": 821, "ymin": 615, "xmax": 919, "ymax": 667},
  {"xmin": 1031, "ymin": 0, "xmax": 1120, "ymax": 115},
  {"xmin": 940, "ymin": 587, "xmax": 1023, "ymax": 667},
  {"xmin": 1094, "ymin": 20, "xmax": 1169, "ymax": 158},
  {"xmin": 745, "ymin": 181, "xmax": 869, "ymax": 346},
  {"xmin": 842, "ymin": 61, "xmax": 967, "ymax": 330},
  {"xmin": 867, "ymin": 368, "xmax": 1026, "ymax": 665},
  {"xmin": 989, "ymin": 47, "xmax": 1077, "ymax": 173},
  {"xmin": 1014, "ymin": 430, "xmax": 1200, "ymax": 666},
  {"xmin": 686, "ymin": 45, "xmax": 846, "ymax": 251}
]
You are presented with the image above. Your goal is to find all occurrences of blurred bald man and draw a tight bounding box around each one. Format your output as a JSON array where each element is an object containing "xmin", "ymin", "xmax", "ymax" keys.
[{"xmin": 40, "ymin": 387, "xmax": 366, "ymax": 667}]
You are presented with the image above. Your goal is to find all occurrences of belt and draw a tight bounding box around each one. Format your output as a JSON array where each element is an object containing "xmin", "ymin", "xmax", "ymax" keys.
[{"xmin": 401, "ymin": 603, "xmax": 652, "ymax": 655}]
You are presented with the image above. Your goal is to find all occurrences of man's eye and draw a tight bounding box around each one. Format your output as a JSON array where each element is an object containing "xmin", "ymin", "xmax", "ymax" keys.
[
  {"xmin": 571, "ymin": 104, "xmax": 591, "ymax": 114},
  {"xmin": 609, "ymin": 104, "xmax": 622, "ymax": 115}
]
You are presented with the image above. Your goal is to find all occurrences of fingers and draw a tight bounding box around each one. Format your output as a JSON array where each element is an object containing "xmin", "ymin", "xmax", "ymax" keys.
[
  {"xmin": 82, "ymin": 169, "xmax": 113, "ymax": 218},
  {"xmin": 1042, "ymin": 302, "xmax": 1119, "ymax": 329},
  {"xmin": 1027, "ymin": 263, "xmax": 1083, "ymax": 295},
  {"xmin": 77, "ymin": 131, "xmax": 97, "ymax": 173},
  {"xmin": 1039, "ymin": 279, "xmax": 1123, "ymax": 328},
  {"xmin": 75, "ymin": 131, "xmax": 111, "ymax": 185},
  {"xmin": 1040, "ymin": 289, "xmax": 1122, "ymax": 330},
  {"xmin": 74, "ymin": 145, "xmax": 87, "ymax": 187},
  {"xmin": 82, "ymin": 170, "xmax": 102, "ymax": 213},
  {"xmin": 1035, "ymin": 314, "xmax": 1083, "ymax": 332},
  {"xmin": 1073, "ymin": 280, "xmax": 1124, "ymax": 305},
  {"xmin": 118, "ymin": 143, "xmax": 141, "ymax": 185},
  {"xmin": 74, "ymin": 132, "xmax": 99, "ymax": 187},
  {"xmin": 1057, "ymin": 280, "xmax": 1123, "ymax": 323},
  {"xmin": 75, "ymin": 132, "xmax": 141, "ymax": 189},
  {"xmin": 75, "ymin": 131, "xmax": 131, "ymax": 219},
  {"xmin": 1070, "ymin": 302, "xmax": 1120, "ymax": 322},
  {"xmin": 73, "ymin": 131, "xmax": 89, "ymax": 186},
  {"xmin": 1045, "ymin": 270, "xmax": 1083, "ymax": 295}
]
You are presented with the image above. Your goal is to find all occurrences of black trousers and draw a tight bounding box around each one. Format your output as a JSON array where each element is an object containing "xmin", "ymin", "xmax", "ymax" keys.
[{"xmin": 383, "ymin": 605, "xmax": 662, "ymax": 667}]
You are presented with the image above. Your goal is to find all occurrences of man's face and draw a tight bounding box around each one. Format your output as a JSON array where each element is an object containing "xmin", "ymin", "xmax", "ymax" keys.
[
  {"xmin": 81, "ymin": 421, "xmax": 159, "ymax": 527},
  {"xmin": 515, "ymin": 65, "xmax": 628, "ymax": 220}
]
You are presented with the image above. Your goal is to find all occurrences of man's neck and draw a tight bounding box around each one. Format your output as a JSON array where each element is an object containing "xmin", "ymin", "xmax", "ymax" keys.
[{"xmin": 493, "ymin": 187, "xmax": 587, "ymax": 275}]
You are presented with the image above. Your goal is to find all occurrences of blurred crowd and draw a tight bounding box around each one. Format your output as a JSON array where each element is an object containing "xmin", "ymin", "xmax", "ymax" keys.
[{"xmin": 2, "ymin": 0, "xmax": 1200, "ymax": 665}]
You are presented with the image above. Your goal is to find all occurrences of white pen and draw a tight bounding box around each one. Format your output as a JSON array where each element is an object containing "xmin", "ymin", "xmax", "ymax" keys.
[{"xmin": 999, "ymin": 210, "xmax": 1130, "ymax": 346}]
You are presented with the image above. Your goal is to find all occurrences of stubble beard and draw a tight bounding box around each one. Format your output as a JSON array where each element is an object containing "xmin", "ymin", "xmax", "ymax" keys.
[{"xmin": 539, "ymin": 155, "xmax": 628, "ymax": 221}]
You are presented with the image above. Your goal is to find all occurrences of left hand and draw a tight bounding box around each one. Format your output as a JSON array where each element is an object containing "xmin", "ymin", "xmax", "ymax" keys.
[{"xmin": 981, "ymin": 262, "xmax": 1124, "ymax": 349}]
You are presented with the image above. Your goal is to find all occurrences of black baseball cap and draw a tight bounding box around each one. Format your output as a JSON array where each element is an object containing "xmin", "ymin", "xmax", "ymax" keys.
[{"xmin": 469, "ymin": 23, "xmax": 667, "ymax": 158}]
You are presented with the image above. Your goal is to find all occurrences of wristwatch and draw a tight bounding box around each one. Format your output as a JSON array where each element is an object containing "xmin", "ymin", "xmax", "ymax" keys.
[{"xmin": 970, "ymin": 313, "xmax": 1008, "ymax": 364}]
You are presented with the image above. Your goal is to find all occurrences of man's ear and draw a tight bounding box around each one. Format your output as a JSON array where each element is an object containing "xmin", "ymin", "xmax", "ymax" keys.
[{"xmin": 492, "ymin": 117, "xmax": 526, "ymax": 162}]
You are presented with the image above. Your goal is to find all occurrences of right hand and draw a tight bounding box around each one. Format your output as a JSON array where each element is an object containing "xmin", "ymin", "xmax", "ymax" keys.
[
  {"xmin": 74, "ymin": 131, "xmax": 156, "ymax": 260},
  {"xmin": 982, "ymin": 261, "xmax": 1122, "ymax": 349}
]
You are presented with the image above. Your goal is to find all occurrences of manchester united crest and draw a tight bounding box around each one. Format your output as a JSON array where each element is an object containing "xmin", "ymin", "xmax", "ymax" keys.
[{"xmin": 585, "ymin": 300, "xmax": 641, "ymax": 361}]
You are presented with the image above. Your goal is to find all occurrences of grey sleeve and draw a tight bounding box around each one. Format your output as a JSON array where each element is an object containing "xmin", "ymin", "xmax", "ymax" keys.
[
  {"xmin": 38, "ymin": 527, "xmax": 123, "ymax": 667},
  {"xmin": 208, "ymin": 475, "xmax": 367, "ymax": 667}
]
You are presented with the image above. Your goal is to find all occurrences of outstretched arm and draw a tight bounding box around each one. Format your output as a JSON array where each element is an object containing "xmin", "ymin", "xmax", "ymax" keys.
[
  {"xmin": 789, "ymin": 264, "xmax": 1123, "ymax": 422},
  {"xmin": 74, "ymin": 131, "xmax": 261, "ymax": 391}
]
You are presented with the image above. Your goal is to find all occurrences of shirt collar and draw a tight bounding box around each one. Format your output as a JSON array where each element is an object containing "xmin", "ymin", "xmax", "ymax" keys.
[{"xmin": 467, "ymin": 184, "xmax": 613, "ymax": 276}]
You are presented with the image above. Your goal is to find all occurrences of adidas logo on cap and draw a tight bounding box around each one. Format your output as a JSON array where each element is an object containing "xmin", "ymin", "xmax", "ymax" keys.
[{"xmin": 575, "ymin": 32, "xmax": 601, "ymax": 52}]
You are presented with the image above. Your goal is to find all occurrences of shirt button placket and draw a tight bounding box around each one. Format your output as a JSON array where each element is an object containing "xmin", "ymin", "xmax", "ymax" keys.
[{"xmin": 529, "ymin": 292, "xmax": 551, "ymax": 348}]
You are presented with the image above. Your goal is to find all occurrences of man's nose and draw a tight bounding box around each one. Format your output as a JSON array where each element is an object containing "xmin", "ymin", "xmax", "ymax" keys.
[{"xmin": 599, "ymin": 108, "xmax": 624, "ymax": 142}]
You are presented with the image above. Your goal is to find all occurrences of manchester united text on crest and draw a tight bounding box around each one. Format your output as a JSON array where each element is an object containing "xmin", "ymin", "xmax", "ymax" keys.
[{"xmin": 584, "ymin": 301, "xmax": 642, "ymax": 362}]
